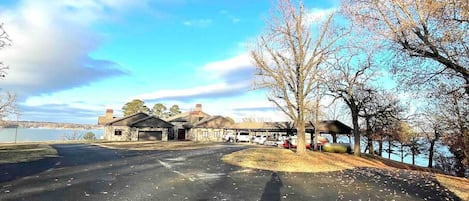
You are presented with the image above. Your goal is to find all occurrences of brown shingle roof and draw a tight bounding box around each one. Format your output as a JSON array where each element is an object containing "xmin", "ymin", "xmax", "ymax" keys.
[
  {"xmin": 132, "ymin": 116, "xmax": 173, "ymax": 128},
  {"xmin": 193, "ymin": 116, "xmax": 234, "ymax": 128},
  {"xmin": 105, "ymin": 112, "xmax": 149, "ymax": 126},
  {"xmin": 105, "ymin": 112, "xmax": 173, "ymax": 128}
]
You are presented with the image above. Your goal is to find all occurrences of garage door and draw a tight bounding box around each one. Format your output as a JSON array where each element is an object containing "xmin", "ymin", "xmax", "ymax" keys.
[{"xmin": 138, "ymin": 131, "xmax": 162, "ymax": 141}]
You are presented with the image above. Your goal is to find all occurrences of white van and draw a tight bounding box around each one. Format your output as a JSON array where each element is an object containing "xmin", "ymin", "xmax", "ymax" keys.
[{"xmin": 236, "ymin": 132, "xmax": 250, "ymax": 142}]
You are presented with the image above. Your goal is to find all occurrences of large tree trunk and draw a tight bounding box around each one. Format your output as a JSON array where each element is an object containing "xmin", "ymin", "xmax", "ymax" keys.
[
  {"xmin": 428, "ymin": 139, "xmax": 436, "ymax": 168},
  {"xmin": 332, "ymin": 134, "xmax": 337, "ymax": 143},
  {"xmin": 313, "ymin": 122, "xmax": 320, "ymax": 151},
  {"xmin": 378, "ymin": 138, "xmax": 383, "ymax": 157},
  {"xmin": 297, "ymin": 120, "xmax": 307, "ymax": 154},
  {"xmin": 365, "ymin": 117, "xmax": 374, "ymax": 155},
  {"xmin": 454, "ymin": 151, "xmax": 466, "ymax": 177},
  {"xmin": 351, "ymin": 105, "xmax": 361, "ymax": 156},
  {"xmin": 367, "ymin": 137, "xmax": 374, "ymax": 155},
  {"xmin": 400, "ymin": 143, "xmax": 404, "ymax": 163},
  {"xmin": 388, "ymin": 140, "xmax": 392, "ymax": 159}
]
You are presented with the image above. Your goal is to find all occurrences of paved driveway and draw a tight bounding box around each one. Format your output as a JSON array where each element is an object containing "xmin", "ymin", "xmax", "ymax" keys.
[{"xmin": 0, "ymin": 143, "xmax": 463, "ymax": 201}]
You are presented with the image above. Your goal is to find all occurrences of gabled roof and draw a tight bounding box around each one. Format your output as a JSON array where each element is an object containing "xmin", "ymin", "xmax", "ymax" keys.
[
  {"xmin": 193, "ymin": 115, "xmax": 221, "ymax": 127},
  {"xmin": 168, "ymin": 117, "xmax": 188, "ymax": 122},
  {"xmin": 165, "ymin": 111, "xmax": 210, "ymax": 124},
  {"xmin": 314, "ymin": 120, "xmax": 352, "ymax": 134},
  {"xmin": 132, "ymin": 116, "xmax": 174, "ymax": 128},
  {"xmin": 105, "ymin": 112, "xmax": 149, "ymax": 126},
  {"xmin": 193, "ymin": 115, "xmax": 234, "ymax": 128},
  {"xmin": 105, "ymin": 112, "xmax": 173, "ymax": 128}
]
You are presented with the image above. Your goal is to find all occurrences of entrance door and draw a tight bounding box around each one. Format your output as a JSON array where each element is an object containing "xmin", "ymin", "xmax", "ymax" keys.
[
  {"xmin": 177, "ymin": 129, "xmax": 186, "ymax": 140},
  {"xmin": 139, "ymin": 131, "xmax": 162, "ymax": 141}
]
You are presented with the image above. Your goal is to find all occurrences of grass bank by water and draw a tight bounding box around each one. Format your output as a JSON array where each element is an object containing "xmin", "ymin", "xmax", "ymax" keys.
[{"xmin": 0, "ymin": 143, "xmax": 58, "ymax": 164}]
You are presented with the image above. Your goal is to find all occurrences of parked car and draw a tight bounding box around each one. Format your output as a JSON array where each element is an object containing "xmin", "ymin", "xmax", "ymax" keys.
[
  {"xmin": 282, "ymin": 136, "xmax": 312, "ymax": 149},
  {"xmin": 253, "ymin": 135, "xmax": 268, "ymax": 144},
  {"xmin": 236, "ymin": 132, "xmax": 250, "ymax": 142},
  {"xmin": 223, "ymin": 132, "xmax": 235, "ymax": 143},
  {"xmin": 263, "ymin": 140, "xmax": 278, "ymax": 146}
]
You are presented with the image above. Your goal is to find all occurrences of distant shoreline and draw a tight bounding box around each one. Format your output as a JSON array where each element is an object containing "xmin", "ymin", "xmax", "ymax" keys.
[{"xmin": 0, "ymin": 120, "xmax": 102, "ymax": 130}]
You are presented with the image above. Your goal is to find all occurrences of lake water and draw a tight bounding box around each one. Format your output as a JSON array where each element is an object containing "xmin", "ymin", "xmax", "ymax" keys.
[
  {"xmin": 0, "ymin": 128, "xmax": 104, "ymax": 143},
  {"xmin": 334, "ymin": 135, "xmax": 452, "ymax": 167}
]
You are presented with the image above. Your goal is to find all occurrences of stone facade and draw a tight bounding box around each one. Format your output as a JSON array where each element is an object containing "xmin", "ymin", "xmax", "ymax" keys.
[
  {"xmin": 103, "ymin": 112, "xmax": 173, "ymax": 142},
  {"xmin": 104, "ymin": 126, "xmax": 170, "ymax": 141},
  {"xmin": 188, "ymin": 115, "xmax": 234, "ymax": 142},
  {"xmin": 189, "ymin": 128, "xmax": 226, "ymax": 142}
]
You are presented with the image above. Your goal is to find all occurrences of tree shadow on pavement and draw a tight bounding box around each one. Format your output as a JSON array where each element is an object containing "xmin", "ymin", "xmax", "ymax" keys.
[
  {"xmin": 260, "ymin": 172, "xmax": 283, "ymax": 201},
  {"xmin": 346, "ymin": 167, "xmax": 463, "ymax": 201},
  {"xmin": 0, "ymin": 143, "xmax": 159, "ymax": 183}
]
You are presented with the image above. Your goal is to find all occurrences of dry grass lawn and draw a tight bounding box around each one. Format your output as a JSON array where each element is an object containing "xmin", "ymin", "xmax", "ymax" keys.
[
  {"xmin": 435, "ymin": 174, "xmax": 469, "ymax": 201},
  {"xmin": 95, "ymin": 141, "xmax": 221, "ymax": 150},
  {"xmin": 222, "ymin": 148, "xmax": 393, "ymax": 173},
  {"xmin": 0, "ymin": 143, "xmax": 58, "ymax": 164},
  {"xmin": 222, "ymin": 147, "xmax": 469, "ymax": 200}
]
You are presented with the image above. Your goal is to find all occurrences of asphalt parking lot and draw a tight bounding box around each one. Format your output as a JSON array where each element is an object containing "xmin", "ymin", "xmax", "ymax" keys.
[{"xmin": 0, "ymin": 143, "xmax": 463, "ymax": 201}]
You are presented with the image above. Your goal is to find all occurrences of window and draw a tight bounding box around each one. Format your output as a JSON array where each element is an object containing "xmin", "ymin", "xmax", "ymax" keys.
[
  {"xmin": 214, "ymin": 131, "xmax": 220, "ymax": 138},
  {"xmin": 202, "ymin": 131, "xmax": 208, "ymax": 138},
  {"xmin": 114, "ymin": 130, "xmax": 122, "ymax": 136}
]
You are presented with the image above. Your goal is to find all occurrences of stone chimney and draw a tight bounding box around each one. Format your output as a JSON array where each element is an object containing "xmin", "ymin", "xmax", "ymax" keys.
[
  {"xmin": 105, "ymin": 109, "xmax": 114, "ymax": 120},
  {"xmin": 195, "ymin": 104, "xmax": 202, "ymax": 112},
  {"xmin": 98, "ymin": 109, "xmax": 115, "ymax": 125}
]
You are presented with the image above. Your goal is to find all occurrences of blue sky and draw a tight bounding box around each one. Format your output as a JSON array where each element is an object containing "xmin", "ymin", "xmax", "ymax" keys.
[{"xmin": 0, "ymin": 0, "xmax": 356, "ymax": 124}]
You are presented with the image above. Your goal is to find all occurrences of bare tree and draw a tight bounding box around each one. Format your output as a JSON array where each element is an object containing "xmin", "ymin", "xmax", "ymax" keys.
[
  {"xmin": 0, "ymin": 23, "xmax": 11, "ymax": 78},
  {"xmin": 250, "ymin": 0, "xmax": 346, "ymax": 154},
  {"xmin": 414, "ymin": 111, "xmax": 442, "ymax": 168},
  {"xmin": 359, "ymin": 90, "xmax": 403, "ymax": 156},
  {"xmin": 342, "ymin": 0, "xmax": 469, "ymax": 96},
  {"xmin": 0, "ymin": 24, "xmax": 14, "ymax": 119},
  {"xmin": 324, "ymin": 101, "xmax": 347, "ymax": 121},
  {"xmin": 434, "ymin": 86, "xmax": 468, "ymax": 177},
  {"xmin": 0, "ymin": 92, "xmax": 17, "ymax": 120},
  {"xmin": 326, "ymin": 48, "xmax": 378, "ymax": 156}
]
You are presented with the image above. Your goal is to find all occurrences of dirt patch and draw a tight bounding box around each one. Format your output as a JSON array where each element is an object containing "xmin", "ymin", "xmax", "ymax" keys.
[
  {"xmin": 0, "ymin": 143, "xmax": 58, "ymax": 164},
  {"xmin": 94, "ymin": 141, "xmax": 222, "ymax": 150}
]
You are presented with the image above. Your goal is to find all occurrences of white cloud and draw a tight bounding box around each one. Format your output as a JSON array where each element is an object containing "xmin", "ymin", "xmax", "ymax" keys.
[
  {"xmin": 132, "ymin": 82, "xmax": 249, "ymax": 101},
  {"xmin": 305, "ymin": 8, "xmax": 335, "ymax": 24},
  {"xmin": 219, "ymin": 10, "xmax": 240, "ymax": 24},
  {"xmin": 201, "ymin": 53, "xmax": 253, "ymax": 80},
  {"xmin": 0, "ymin": 0, "xmax": 127, "ymax": 96},
  {"xmin": 183, "ymin": 19, "xmax": 213, "ymax": 27},
  {"xmin": 131, "ymin": 52, "xmax": 256, "ymax": 110}
]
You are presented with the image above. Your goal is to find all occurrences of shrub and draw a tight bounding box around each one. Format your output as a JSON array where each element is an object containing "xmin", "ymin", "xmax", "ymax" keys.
[{"xmin": 83, "ymin": 132, "xmax": 96, "ymax": 141}]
